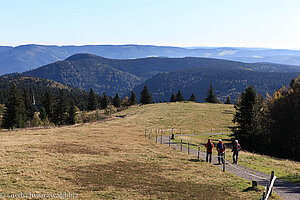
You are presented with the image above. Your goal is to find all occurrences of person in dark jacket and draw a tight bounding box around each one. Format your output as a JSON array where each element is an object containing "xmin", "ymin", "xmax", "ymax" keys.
[
  {"xmin": 217, "ymin": 139, "xmax": 226, "ymax": 164},
  {"xmin": 205, "ymin": 139, "xmax": 214, "ymax": 163},
  {"xmin": 232, "ymin": 140, "xmax": 241, "ymax": 164}
]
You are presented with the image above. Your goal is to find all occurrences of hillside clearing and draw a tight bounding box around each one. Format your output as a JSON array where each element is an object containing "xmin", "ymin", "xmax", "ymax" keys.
[{"xmin": 0, "ymin": 102, "xmax": 280, "ymax": 199}]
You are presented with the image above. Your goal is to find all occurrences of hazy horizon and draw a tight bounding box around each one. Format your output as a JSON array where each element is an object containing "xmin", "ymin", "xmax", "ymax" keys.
[{"xmin": 1, "ymin": 0, "xmax": 300, "ymax": 49}]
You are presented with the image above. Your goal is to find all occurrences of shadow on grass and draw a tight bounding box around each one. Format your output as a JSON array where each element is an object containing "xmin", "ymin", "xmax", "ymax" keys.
[
  {"xmin": 242, "ymin": 186, "xmax": 260, "ymax": 192},
  {"xmin": 188, "ymin": 159, "xmax": 204, "ymax": 163}
]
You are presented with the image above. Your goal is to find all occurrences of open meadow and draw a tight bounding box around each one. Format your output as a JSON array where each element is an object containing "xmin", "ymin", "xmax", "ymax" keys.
[{"xmin": 0, "ymin": 102, "xmax": 283, "ymax": 199}]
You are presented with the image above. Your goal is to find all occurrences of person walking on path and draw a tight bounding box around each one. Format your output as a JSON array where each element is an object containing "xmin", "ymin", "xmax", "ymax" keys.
[
  {"xmin": 232, "ymin": 140, "xmax": 241, "ymax": 164},
  {"xmin": 205, "ymin": 139, "xmax": 214, "ymax": 163},
  {"xmin": 216, "ymin": 139, "xmax": 226, "ymax": 164}
]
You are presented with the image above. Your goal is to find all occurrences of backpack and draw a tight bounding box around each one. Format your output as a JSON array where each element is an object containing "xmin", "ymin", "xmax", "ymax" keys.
[
  {"xmin": 234, "ymin": 144, "xmax": 241, "ymax": 151},
  {"xmin": 217, "ymin": 143, "xmax": 224, "ymax": 151}
]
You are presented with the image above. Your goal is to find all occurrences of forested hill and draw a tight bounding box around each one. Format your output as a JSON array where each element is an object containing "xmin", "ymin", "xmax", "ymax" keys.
[
  {"xmin": 2, "ymin": 44, "xmax": 300, "ymax": 75},
  {"xmin": 132, "ymin": 67, "xmax": 300, "ymax": 102},
  {"xmin": 0, "ymin": 75, "xmax": 95, "ymax": 110},
  {"xmin": 21, "ymin": 53, "xmax": 300, "ymax": 101},
  {"xmin": 22, "ymin": 54, "xmax": 142, "ymax": 96}
]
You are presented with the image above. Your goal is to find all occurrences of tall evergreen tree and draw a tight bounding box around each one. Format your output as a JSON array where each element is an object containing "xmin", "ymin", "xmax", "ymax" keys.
[
  {"xmin": 205, "ymin": 84, "xmax": 218, "ymax": 103},
  {"xmin": 189, "ymin": 93, "xmax": 197, "ymax": 102},
  {"xmin": 23, "ymin": 89, "xmax": 36, "ymax": 121},
  {"xmin": 129, "ymin": 91, "xmax": 137, "ymax": 105},
  {"xmin": 53, "ymin": 90, "xmax": 69, "ymax": 125},
  {"xmin": 112, "ymin": 93, "xmax": 121, "ymax": 108},
  {"xmin": 176, "ymin": 90, "xmax": 185, "ymax": 101},
  {"xmin": 42, "ymin": 90, "xmax": 54, "ymax": 122},
  {"xmin": 39, "ymin": 106, "xmax": 47, "ymax": 121},
  {"xmin": 231, "ymin": 85, "xmax": 263, "ymax": 152},
  {"xmin": 67, "ymin": 103, "xmax": 76, "ymax": 125},
  {"xmin": 2, "ymin": 85, "xmax": 26, "ymax": 129},
  {"xmin": 170, "ymin": 94, "xmax": 176, "ymax": 102},
  {"xmin": 140, "ymin": 85, "xmax": 153, "ymax": 104},
  {"xmin": 225, "ymin": 96, "xmax": 231, "ymax": 104},
  {"xmin": 87, "ymin": 88, "xmax": 98, "ymax": 111},
  {"xmin": 100, "ymin": 92, "xmax": 109, "ymax": 109}
]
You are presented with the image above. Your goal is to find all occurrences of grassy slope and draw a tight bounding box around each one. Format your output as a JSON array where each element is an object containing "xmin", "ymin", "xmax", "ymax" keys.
[{"xmin": 0, "ymin": 102, "xmax": 281, "ymax": 199}]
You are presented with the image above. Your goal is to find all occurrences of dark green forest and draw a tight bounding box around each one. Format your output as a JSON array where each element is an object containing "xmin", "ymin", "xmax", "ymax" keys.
[
  {"xmin": 133, "ymin": 67, "xmax": 300, "ymax": 102},
  {"xmin": 21, "ymin": 54, "xmax": 300, "ymax": 101},
  {"xmin": 231, "ymin": 76, "xmax": 300, "ymax": 161}
]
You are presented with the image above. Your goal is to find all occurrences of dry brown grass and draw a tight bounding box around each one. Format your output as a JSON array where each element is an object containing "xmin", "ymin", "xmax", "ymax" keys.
[{"xmin": 0, "ymin": 102, "xmax": 280, "ymax": 199}]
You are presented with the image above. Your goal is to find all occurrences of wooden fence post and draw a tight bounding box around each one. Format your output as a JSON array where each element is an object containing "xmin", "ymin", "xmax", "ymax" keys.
[
  {"xmin": 160, "ymin": 135, "xmax": 163, "ymax": 144},
  {"xmin": 181, "ymin": 140, "xmax": 183, "ymax": 151},
  {"xmin": 156, "ymin": 135, "xmax": 157, "ymax": 143},
  {"xmin": 197, "ymin": 147, "xmax": 200, "ymax": 161},
  {"xmin": 188, "ymin": 142, "xmax": 190, "ymax": 154},
  {"xmin": 269, "ymin": 171, "xmax": 274, "ymax": 196},
  {"xmin": 223, "ymin": 152, "xmax": 226, "ymax": 172},
  {"xmin": 169, "ymin": 136, "xmax": 170, "ymax": 147}
]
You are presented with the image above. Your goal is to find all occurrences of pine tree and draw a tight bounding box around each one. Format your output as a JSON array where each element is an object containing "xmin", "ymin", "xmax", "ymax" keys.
[
  {"xmin": 231, "ymin": 85, "xmax": 263, "ymax": 152},
  {"xmin": 176, "ymin": 90, "xmax": 185, "ymax": 101},
  {"xmin": 170, "ymin": 94, "xmax": 176, "ymax": 102},
  {"xmin": 53, "ymin": 90, "xmax": 69, "ymax": 125},
  {"xmin": 205, "ymin": 84, "xmax": 218, "ymax": 103},
  {"xmin": 112, "ymin": 93, "xmax": 121, "ymax": 108},
  {"xmin": 189, "ymin": 93, "xmax": 197, "ymax": 102},
  {"xmin": 87, "ymin": 88, "xmax": 98, "ymax": 111},
  {"xmin": 67, "ymin": 103, "xmax": 76, "ymax": 125},
  {"xmin": 2, "ymin": 85, "xmax": 26, "ymax": 129},
  {"xmin": 129, "ymin": 91, "xmax": 137, "ymax": 105},
  {"xmin": 23, "ymin": 89, "xmax": 36, "ymax": 121},
  {"xmin": 100, "ymin": 92, "xmax": 109, "ymax": 109},
  {"xmin": 39, "ymin": 106, "xmax": 47, "ymax": 121},
  {"xmin": 42, "ymin": 90, "xmax": 54, "ymax": 122},
  {"xmin": 140, "ymin": 85, "xmax": 153, "ymax": 104},
  {"xmin": 225, "ymin": 96, "xmax": 231, "ymax": 104}
]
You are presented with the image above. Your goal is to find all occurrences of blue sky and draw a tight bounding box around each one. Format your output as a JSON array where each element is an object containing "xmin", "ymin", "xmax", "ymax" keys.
[{"xmin": 1, "ymin": 0, "xmax": 300, "ymax": 48}]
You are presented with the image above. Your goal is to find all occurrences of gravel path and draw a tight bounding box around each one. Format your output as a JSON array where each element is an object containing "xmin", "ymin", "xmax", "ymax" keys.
[{"xmin": 156, "ymin": 134, "xmax": 300, "ymax": 200}]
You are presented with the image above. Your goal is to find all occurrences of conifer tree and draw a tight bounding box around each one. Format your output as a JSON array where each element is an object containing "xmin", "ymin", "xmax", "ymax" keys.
[
  {"xmin": 176, "ymin": 90, "xmax": 185, "ymax": 101},
  {"xmin": 225, "ymin": 96, "xmax": 231, "ymax": 104},
  {"xmin": 67, "ymin": 103, "xmax": 76, "ymax": 125},
  {"xmin": 140, "ymin": 85, "xmax": 153, "ymax": 104},
  {"xmin": 205, "ymin": 84, "xmax": 218, "ymax": 103},
  {"xmin": 189, "ymin": 93, "xmax": 197, "ymax": 102},
  {"xmin": 87, "ymin": 88, "xmax": 98, "ymax": 111},
  {"xmin": 100, "ymin": 92, "xmax": 109, "ymax": 109},
  {"xmin": 112, "ymin": 93, "xmax": 121, "ymax": 108},
  {"xmin": 2, "ymin": 85, "xmax": 26, "ymax": 129},
  {"xmin": 53, "ymin": 90, "xmax": 69, "ymax": 125},
  {"xmin": 129, "ymin": 91, "xmax": 137, "ymax": 105},
  {"xmin": 42, "ymin": 90, "xmax": 54, "ymax": 122},
  {"xmin": 170, "ymin": 94, "xmax": 176, "ymax": 102},
  {"xmin": 231, "ymin": 85, "xmax": 263, "ymax": 151},
  {"xmin": 23, "ymin": 89, "xmax": 36, "ymax": 121},
  {"xmin": 39, "ymin": 106, "xmax": 47, "ymax": 121}
]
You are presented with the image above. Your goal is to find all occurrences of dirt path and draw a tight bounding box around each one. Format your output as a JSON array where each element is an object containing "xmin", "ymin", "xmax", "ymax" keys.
[{"xmin": 157, "ymin": 134, "xmax": 300, "ymax": 200}]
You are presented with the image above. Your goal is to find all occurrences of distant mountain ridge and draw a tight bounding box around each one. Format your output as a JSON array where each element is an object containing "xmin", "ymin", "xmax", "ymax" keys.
[
  {"xmin": 2, "ymin": 44, "xmax": 300, "ymax": 75},
  {"xmin": 20, "ymin": 53, "xmax": 300, "ymax": 101}
]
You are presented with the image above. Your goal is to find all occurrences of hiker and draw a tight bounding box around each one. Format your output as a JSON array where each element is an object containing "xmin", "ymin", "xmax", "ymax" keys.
[
  {"xmin": 216, "ymin": 139, "xmax": 226, "ymax": 164},
  {"xmin": 232, "ymin": 140, "xmax": 241, "ymax": 164},
  {"xmin": 205, "ymin": 139, "xmax": 214, "ymax": 163}
]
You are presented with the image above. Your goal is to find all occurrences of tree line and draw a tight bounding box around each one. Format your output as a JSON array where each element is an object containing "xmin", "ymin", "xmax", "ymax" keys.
[{"xmin": 231, "ymin": 76, "xmax": 300, "ymax": 161}]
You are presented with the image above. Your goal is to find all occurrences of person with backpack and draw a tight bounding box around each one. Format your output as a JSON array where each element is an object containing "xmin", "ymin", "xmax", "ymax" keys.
[
  {"xmin": 232, "ymin": 140, "xmax": 241, "ymax": 164},
  {"xmin": 205, "ymin": 139, "xmax": 214, "ymax": 163},
  {"xmin": 216, "ymin": 139, "xmax": 226, "ymax": 164}
]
